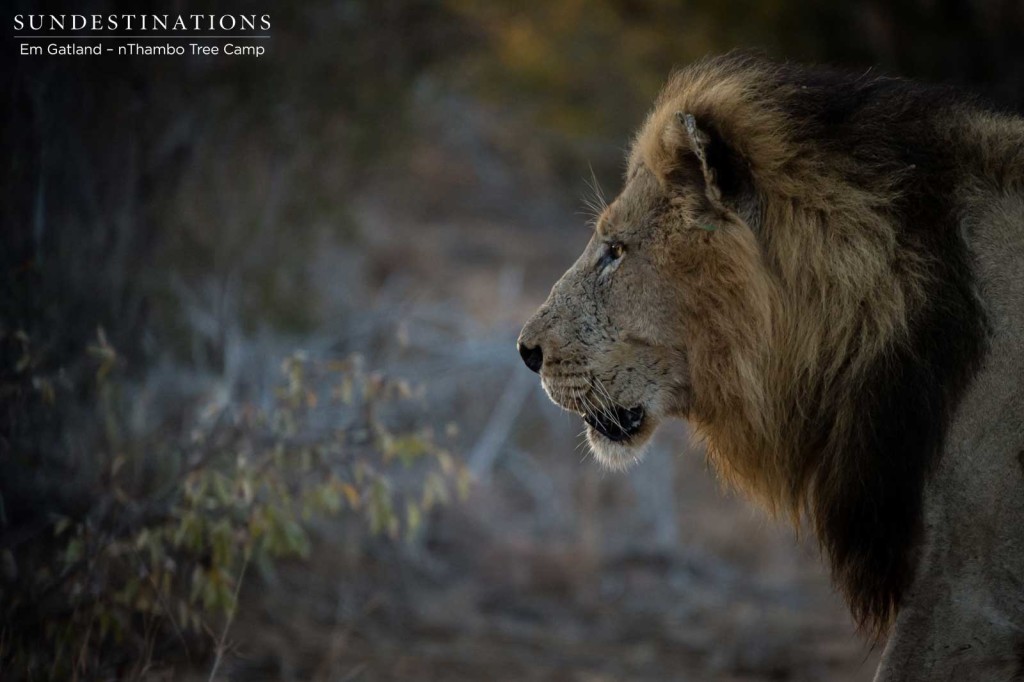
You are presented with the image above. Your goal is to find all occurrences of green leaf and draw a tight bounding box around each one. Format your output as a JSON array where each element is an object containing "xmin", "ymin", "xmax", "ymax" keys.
[
  {"xmin": 405, "ymin": 501, "xmax": 422, "ymax": 540},
  {"xmin": 63, "ymin": 538, "xmax": 83, "ymax": 565},
  {"xmin": 53, "ymin": 516, "xmax": 73, "ymax": 537}
]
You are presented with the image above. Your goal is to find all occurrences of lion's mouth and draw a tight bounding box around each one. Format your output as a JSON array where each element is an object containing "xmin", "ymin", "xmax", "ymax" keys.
[{"xmin": 583, "ymin": 405, "xmax": 646, "ymax": 443}]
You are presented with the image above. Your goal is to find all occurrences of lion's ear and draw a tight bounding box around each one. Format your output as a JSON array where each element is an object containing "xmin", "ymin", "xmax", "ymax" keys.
[{"xmin": 665, "ymin": 112, "xmax": 752, "ymax": 209}]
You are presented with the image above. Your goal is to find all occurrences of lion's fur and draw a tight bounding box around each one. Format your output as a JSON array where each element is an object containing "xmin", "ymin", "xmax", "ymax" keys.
[
  {"xmin": 619, "ymin": 54, "xmax": 997, "ymax": 635},
  {"xmin": 519, "ymin": 53, "xmax": 1018, "ymax": 644}
]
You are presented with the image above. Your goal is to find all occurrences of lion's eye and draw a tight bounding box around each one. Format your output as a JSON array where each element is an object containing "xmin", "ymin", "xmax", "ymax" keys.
[{"xmin": 598, "ymin": 241, "xmax": 626, "ymax": 272}]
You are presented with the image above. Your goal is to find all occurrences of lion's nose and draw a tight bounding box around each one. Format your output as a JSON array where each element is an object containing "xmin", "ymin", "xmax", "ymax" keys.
[{"xmin": 517, "ymin": 342, "xmax": 543, "ymax": 373}]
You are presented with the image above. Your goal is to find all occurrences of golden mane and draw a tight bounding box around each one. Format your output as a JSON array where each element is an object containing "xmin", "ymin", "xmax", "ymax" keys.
[{"xmin": 629, "ymin": 54, "xmax": 986, "ymax": 634}]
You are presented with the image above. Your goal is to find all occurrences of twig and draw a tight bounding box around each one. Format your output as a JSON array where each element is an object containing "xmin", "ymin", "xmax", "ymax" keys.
[
  {"xmin": 130, "ymin": 545, "xmax": 192, "ymax": 665},
  {"xmin": 207, "ymin": 554, "xmax": 250, "ymax": 682},
  {"xmin": 468, "ymin": 369, "xmax": 533, "ymax": 480}
]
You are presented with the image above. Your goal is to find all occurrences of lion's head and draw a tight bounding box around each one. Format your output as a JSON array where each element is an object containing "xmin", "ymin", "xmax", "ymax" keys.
[
  {"xmin": 517, "ymin": 54, "xmax": 987, "ymax": 635},
  {"xmin": 518, "ymin": 64, "xmax": 774, "ymax": 474},
  {"xmin": 517, "ymin": 166, "xmax": 693, "ymax": 469}
]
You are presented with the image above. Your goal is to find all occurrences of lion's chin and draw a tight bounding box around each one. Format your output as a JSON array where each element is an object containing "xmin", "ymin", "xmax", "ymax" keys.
[{"xmin": 585, "ymin": 414, "xmax": 658, "ymax": 471}]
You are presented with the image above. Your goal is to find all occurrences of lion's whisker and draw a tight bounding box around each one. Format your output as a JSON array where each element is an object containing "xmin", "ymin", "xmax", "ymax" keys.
[{"xmin": 591, "ymin": 376, "xmax": 627, "ymax": 432}]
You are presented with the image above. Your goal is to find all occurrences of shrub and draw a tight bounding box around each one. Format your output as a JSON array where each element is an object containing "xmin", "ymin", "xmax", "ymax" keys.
[{"xmin": 0, "ymin": 338, "xmax": 467, "ymax": 680}]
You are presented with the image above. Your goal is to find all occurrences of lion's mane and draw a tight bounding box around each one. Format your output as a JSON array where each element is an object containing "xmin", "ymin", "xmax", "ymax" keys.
[{"xmin": 632, "ymin": 54, "xmax": 988, "ymax": 634}]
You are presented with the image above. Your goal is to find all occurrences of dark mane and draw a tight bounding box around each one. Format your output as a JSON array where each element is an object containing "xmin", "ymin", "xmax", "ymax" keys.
[
  {"xmin": 771, "ymin": 59, "xmax": 989, "ymax": 632},
  {"xmin": 639, "ymin": 54, "xmax": 990, "ymax": 633}
]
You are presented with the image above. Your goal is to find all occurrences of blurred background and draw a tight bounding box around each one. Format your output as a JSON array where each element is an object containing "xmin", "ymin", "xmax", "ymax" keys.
[{"xmin": 4, "ymin": 1, "xmax": 1024, "ymax": 680}]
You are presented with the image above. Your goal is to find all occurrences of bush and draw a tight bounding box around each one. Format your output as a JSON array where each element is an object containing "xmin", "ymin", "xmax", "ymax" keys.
[{"xmin": 0, "ymin": 339, "xmax": 467, "ymax": 680}]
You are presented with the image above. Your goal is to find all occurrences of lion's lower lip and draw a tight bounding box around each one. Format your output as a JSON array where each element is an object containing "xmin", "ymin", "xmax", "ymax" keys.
[{"xmin": 583, "ymin": 405, "xmax": 645, "ymax": 442}]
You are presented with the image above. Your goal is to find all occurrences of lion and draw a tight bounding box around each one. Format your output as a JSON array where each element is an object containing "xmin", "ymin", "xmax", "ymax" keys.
[{"xmin": 517, "ymin": 54, "xmax": 1024, "ymax": 681}]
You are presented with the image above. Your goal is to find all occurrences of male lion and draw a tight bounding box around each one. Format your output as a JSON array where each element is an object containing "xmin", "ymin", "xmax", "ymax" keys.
[{"xmin": 518, "ymin": 54, "xmax": 1024, "ymax": 681}]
